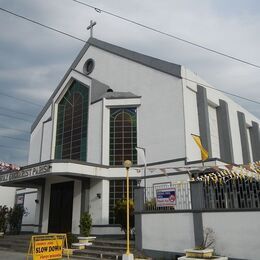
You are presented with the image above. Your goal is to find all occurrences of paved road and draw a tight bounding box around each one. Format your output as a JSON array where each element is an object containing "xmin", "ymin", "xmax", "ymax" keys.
[{"xmin": 0, "ymin": 250, "xmax": 77, "ymax": 259}]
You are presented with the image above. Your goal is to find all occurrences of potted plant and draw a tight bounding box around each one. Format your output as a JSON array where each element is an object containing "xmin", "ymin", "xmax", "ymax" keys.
[
  {"xmin": 79, "ymin": 212, "xmax": 92, "ymax": 237},
  {"xmin": 0, "ymin": 205, "xmax": 8, "ymax": 237},
  {"xmin": 185, "ymin": 228, "xmax": 215, "ymax": 259}
]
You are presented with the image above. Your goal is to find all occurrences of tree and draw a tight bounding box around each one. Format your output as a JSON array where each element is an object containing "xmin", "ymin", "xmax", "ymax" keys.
[{"xmin": 114, "ymin": 199, "xmax": 134, "ymax": 237}]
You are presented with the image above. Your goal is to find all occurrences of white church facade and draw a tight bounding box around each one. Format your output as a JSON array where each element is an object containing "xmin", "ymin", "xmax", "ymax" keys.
[{"xmin": 0, "ymin": 37, "xmax": 259, "ymax": 234}]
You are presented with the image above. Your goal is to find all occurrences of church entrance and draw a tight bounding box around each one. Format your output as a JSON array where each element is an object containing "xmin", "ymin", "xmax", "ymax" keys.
[{"xmin": 48, "ymin": 181, "xmax": 74, "ymax": 233}]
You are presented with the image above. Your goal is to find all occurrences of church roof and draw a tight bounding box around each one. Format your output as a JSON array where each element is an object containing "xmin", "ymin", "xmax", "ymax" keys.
[
  {"xmin": 88, "ymin": 38, "xmax": 181, "ymax": 78},
  {"xmin": 31, "ymin": 38, "xmax": 181, "ymax": 132}
]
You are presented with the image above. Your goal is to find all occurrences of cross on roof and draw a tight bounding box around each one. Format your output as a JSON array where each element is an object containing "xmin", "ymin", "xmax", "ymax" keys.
[{"xmin": 87, "ymin": 20, "xmax": 97, "ymax": 38}]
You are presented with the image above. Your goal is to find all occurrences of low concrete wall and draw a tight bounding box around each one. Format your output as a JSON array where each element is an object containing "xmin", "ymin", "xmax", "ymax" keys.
[
  {"xmin": 202, "ymin": 211, "xmax": 260, "ymax": 260},
  {"xmin": 141, "ymin": 212, "xmax": 195, "ymax": 254}
]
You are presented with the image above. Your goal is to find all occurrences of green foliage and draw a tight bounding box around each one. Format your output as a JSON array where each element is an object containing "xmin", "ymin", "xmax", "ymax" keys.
[
  {"xmin": 66, "ymin": 232, "xmax": 78, "ymax": 248},
  {"xmin": 114, "ymin": 199, "xmax": 134, "ymax": 236},
  {"xmin": 80, "ymin": 212, "xmax": 92, "ymax": 237},
  {"xmin": 0, "ymin": 205, "xmax": 9, "ymax": 233},
  {"xmin": 8, "ymin": 205, "xmax": 27, "ymax": 235}
]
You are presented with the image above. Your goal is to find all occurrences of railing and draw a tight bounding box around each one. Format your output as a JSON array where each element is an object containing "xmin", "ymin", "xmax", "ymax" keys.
[
  {"xmin": 144, "ymin": 181, "xmax": 192, "ymax": 211},
  {"xmin": 203, "ymin": 179, "xmax": 260, "ymax": 209}
]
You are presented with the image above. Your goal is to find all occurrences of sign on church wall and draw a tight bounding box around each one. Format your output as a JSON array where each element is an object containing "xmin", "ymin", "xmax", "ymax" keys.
[
  {"xmin": 0, "ymin": 164, "xmax": 51, "ymax": 184},
  {"xmin": 156, "ymin": 187, "xmax": 176, "ymax": 207}
]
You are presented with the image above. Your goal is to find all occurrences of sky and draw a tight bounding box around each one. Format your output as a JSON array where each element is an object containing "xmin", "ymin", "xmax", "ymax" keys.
[{"xmin": 0, "ymin": 0, "xmax": 260, "ymax": 166}]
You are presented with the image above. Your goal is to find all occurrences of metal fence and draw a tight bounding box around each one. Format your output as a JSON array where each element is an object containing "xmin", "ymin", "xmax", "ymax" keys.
[
  {"xmin": 203, "ymin": 179, "xmax": 260, "ymax": 209},
  {"xmin": 144, "ymin": 181, "xmax": 191, "ymax": 211}
]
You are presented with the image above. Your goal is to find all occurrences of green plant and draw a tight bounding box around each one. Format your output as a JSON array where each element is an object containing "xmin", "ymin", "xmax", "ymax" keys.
[
  {"xmin": 114, "ymin": 199, "xmax": 135, "ymax": 237},
  {"xmin": 66, "ymin": 232, "xmax": 78, "ymax": 248},
  {"xmin": 79, "ymin": 212, "xmax": 92, "ymax": 237},
  {"xmin": 195, "ymin": 227, "xmax": 215, "ymax": 250},
  {"xmin": 8, "ymin": 204, "xmax": 27, "ymax": 235},
  {"xmin": 0, "ymin": 205, "xmax": 9, "ymax": 233}
]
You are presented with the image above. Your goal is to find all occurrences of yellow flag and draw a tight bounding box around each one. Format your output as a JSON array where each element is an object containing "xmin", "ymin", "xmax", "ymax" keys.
[{"xmin": 191, "ymin": 134, "xmax": 209, "ymax": 161}]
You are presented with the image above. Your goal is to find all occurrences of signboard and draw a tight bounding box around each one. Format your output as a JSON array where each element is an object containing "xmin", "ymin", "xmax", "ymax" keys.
[
  {"xmin": 156, "ymin": 187, "xmax": 176, "ymax": 207},
  {"xmin": 27, "ymin": 234, "xmax": 69, "ymax": 260},
  {"xmin": 0, "ymin": 164, "xmax": 51, "ymax": 184}
]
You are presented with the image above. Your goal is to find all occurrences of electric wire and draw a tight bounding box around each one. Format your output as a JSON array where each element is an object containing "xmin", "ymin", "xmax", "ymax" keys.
[
  {"xmin": 0, "ymin": 106, "xmax": 36, "ymax": 118},
  {"xmin": 0, "ymin": 144, "xmax": 27, "ymax": 152},
  {"xmin": 0, "ymin": 6, "xmax": 259, "ymax": 106},
  {"xmin": 0, "ymin": 135, "xmax": 29, "ymax": 142},
  {"xmin": 0, "ymin": 113, "xmax": 32, "ymax": 123},
  {"xmin": 0, "ymin": 7, "xmax": 86, "ymax": 43},
  {"xmin": 71, "ymin": 0, "xmax": 260, "ymax": 69},
  {"xmin": 0, "ymin": 91, "xmax": 42, "ymax": 107},
  {"xmin": 0, "ymin": 126, "xmax": 30, "ymax": 134}
]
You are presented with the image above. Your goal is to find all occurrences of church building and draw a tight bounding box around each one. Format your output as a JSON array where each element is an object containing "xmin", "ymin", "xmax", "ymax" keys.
[{"xmin": 0, "ymin": 37, "xmax": 259, "ymax": 235}]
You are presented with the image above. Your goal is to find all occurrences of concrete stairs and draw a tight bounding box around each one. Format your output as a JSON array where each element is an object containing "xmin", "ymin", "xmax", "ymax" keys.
[
  {"xmin": 0, "ymin": 234, "xmax": 137, "ymax": 259},
  {"xmin": 73, "ymin": 238, "xmax": 135, "ymax": 259}
]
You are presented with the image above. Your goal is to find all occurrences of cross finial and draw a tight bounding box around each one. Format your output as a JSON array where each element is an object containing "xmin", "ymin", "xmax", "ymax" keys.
[{"xmin": 87, "ymin": 20, "xmax": 97, "ymax": 38}]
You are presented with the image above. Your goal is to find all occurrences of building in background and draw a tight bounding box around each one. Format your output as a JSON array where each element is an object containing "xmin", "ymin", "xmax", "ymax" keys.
[{"xmin": 0, "ymin": 37, "xmax": 259, "ymax": 234}]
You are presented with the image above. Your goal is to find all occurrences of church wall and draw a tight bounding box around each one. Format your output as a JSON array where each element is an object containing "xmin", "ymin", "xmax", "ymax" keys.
[
  {"xmin": 28, "ymin": 106, "xmax": 52, "ymax": 164},
  {"xmin": 87, "ymin": 100, "xmax": 102, "ymax": 164},
  {"xmin": 40, "ymin": 120, "xmax": 52, "ymax": 162},
  {"xmin": 0, "ymin": 186, "xmax": 16, "ymax": 207},
  {"xmin": 182, "ymin": 67, "xmax": 260, "ymax": 164},
  {"xmin": 76, "ymin": 46, "xmax": 186, "ymax": 163}
]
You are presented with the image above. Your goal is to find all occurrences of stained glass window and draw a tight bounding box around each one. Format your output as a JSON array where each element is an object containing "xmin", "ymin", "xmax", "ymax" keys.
[
  {"xmin": 109, "ymin": 107, "xmax": 137, "ymax": 165},
  {"xmin": 55, "ymin": 81, "xmax": 89, "ymax": 161}
]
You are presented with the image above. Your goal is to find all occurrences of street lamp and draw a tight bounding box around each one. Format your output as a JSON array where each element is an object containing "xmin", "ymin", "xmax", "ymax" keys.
[{"xmin": 122, "ymin": 160, "xmax": 134, "ymax": 260}]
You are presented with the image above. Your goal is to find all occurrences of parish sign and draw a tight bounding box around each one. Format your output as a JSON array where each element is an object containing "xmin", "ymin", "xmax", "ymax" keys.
[{"xmin": 156, "ymin": 187, "xmax": 176, "ymax": 207}]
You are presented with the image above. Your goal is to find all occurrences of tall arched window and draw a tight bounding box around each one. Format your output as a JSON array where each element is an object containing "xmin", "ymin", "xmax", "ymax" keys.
[
  {"xmin": 110, "ymin": 107, "xmax": 137, "ymax": 165},
  {"xmin": 55, "ymin": 81, "xmax": 89, "ymax": 161}
]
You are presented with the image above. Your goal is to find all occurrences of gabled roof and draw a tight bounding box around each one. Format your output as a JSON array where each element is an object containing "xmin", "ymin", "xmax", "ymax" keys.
[{"xmin": 31, "ymin": 38, "xmax": 181, "ymax": 132}]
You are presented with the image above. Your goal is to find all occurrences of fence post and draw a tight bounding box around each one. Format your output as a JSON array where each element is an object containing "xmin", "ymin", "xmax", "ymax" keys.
[
  {"xmin": 134, "ymin": 187, "xmax": 145, "ymax": 251},
  {"xmin": 190, "ymin": 181, "xmax": 205, "ymax": 248}
]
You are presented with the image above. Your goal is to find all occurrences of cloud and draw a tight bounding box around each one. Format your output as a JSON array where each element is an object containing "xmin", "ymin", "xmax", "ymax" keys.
[{"xmin": 0, "ymin": 0, "xmax": 259, "ymax": 165}]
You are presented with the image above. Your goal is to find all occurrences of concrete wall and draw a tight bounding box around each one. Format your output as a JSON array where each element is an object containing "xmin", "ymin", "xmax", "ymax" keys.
[
  {"xmin": 203, "ymin": 211, "xmax": 260, "ymax": 260},
  {"xmin": 28, "ymin": 106, "xmax": 52, "ymax": 164},
  {"xmin": 0, "ymin": 187, "xmax": 16, "ymax": 207},
  {"xmin": 139, "ymin": 210, "xmax": 260, "ymax": 260},
  {"xmin": 141, "ymin": 213, "xmax": 195, "ymax": 253},
  {"xmin": 89, "ymin": 179, "xmax": 109, "ymax": 225}
]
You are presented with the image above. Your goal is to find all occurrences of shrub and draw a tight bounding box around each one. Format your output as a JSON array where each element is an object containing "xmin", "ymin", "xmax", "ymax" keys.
[
  {"xmin": 79, "ymin": 212, "xmax": 92, "ymax": 237},
  {"xmin": 66, "ymin": 232, "xmax": 78, "ymax": 248},
  {"xmin": 114, "ymin": 199, "xmax": 134, "ymax": 237},
  {"xmin": 8, "ymin": 205, "xmax": 27, "ymax": 235},
  {"xmin": 0, "ymin": 205, "xmax": 9, "ymax": 233}
]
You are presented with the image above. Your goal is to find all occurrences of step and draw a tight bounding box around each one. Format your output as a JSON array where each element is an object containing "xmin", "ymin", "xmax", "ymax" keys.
[
  {"xmin": 74, "ymin": 249, "xmax": 122, "ymax": 259},
  {"xmin": 86, "ymin": 244, "xmax": 127, "ymax": 253},
  {"xmin": 93, "ymin": 240, "xmax": 134, "ymax": 248}
]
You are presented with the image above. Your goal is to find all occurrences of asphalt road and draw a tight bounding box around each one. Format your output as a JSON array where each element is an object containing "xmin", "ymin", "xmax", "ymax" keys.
[{"xmin": 0, "ymin": 250, "xmax": 77, "ymax": 259}]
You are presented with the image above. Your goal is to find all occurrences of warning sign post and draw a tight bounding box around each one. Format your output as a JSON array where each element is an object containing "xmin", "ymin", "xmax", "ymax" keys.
[{"xmin": 27, "ymin": 234, "xmax": 69, "ymax": 260}]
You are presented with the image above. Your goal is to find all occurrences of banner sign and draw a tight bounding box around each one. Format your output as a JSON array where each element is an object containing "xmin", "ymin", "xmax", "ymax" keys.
[
  {"xmin": 156, "ymin": 187, "xmax": 176, "ymax": 207},
  {"xmin": 0, "ymin": 164, "xmax": 51, "ymax": 184},
  {"xmin": 27, "ymin": 234, "xmax": 69, "ymax": 260}
]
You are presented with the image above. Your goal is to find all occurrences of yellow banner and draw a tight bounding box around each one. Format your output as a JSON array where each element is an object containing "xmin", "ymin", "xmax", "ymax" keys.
[
  {"xmin": 27, "ymin": 234, "xmax": 69, "ymax": 260},
  {"xmin": 191, "ymin": 134, "xmax": 209, "ymax": 161},
  {"xmin": 33, "ymin": 239, "xmax": 63, "ymax": 260}
]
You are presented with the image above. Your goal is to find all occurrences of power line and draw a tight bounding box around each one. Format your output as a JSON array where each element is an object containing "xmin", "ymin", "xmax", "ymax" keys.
[
  {"xmin": 183, "ymin": 77, "xmax": 260, "ymax": 105},
  {"xmin": 0, "ymin": 126, "xmax": 30, "ymax": 134},
  {"xmin": 0, "ymin": 113, "xmax": 32, "ymax": 123},
  {"xmin": 0, "ymin": 135, "xmax": 29, "ymax": 142},
  {"xmin": 0, "ymin": 7, "xmax": 85, "ymax": 43},
  {"xmin": 0, "ymin": 6, "xmax": 260, "ymax": 106},
  {"xmin": 0, "ymin": 106, "xmax": 36, "ymax": 118},
  {"xmin": 71, "ymin": 0, "xmax": 260, "ymax": 70},
  {"xmin": 0, "ymin": 91, "xmax": 41, "ymax": 107},
  {"xmin": 0, "ymin": 144, "xmax": 27, "ymax": 152}
]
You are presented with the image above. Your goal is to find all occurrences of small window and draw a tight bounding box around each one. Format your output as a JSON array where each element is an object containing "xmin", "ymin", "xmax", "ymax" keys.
[{"xmin": 84, "ymin": 59, "xmax": 95, "ymax": 75}]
